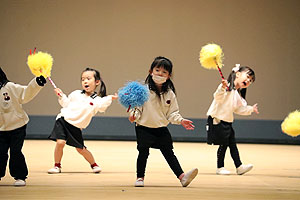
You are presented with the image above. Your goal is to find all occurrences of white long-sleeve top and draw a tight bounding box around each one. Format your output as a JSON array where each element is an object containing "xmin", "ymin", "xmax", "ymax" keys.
[
  {"xmin": 56, "ymin": 90, "xmax": 113, "ymax": 129},
  {"xmin": 131, "ymin": 89, "xmax": 184, "ymax": 128},
  {"xmin": 0, "ymin": 78, "xmax": 43, "ymax": 131},
  {"xmin": 207, "ymin": 84, "xmax": 254, "ymax": 123}
]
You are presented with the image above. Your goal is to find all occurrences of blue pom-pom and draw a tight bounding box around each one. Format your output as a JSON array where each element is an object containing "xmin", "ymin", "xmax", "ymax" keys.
[{"xmin": 118, "ymin": 81, "xmax": 149, "ymax": 109}]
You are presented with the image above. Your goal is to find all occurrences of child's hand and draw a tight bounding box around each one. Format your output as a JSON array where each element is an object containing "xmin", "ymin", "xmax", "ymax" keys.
[
  {"xmin": 54, "ymin": 88, "xmax": 63, "ymax": 97},
  {"xmin": 181, "ymin": 119, "xmax": 195, "ymax": 130},
  {"xmin": 221, "ymin": 79, "xmax": 228, "ymax": 89},
  {"xmin": 110, "ymin": 93, "xmax": 118, "ymax": 100},
  {"xmin": 253, "ymin": 103, "xmax": 259, "ymax": 114},
  {"xmin": 129, "ymin": 115, "xmax": 135, "ymax": 123}
]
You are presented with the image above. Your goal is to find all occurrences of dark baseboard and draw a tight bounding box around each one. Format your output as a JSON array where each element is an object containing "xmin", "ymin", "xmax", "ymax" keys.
[{"xmin": 26, "ymin": 116, "xmax": 300, "ymax": 145}]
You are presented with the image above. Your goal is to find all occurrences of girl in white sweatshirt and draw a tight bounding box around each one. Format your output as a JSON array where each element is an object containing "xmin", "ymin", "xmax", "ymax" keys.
[
  {"xmin": 129, "ymin": 57, "xmax": 198, "ymax": 187},
  {"xmin": 48, "ymin": 68, "xmax": 117, "ymax": 174},
  {"xmin": 207, "ymin": 65, "xmax": 259, "ymax": 175},
  {"xmin": 0, "ymin": 67, "xmax": 46, "ymax": 186}
]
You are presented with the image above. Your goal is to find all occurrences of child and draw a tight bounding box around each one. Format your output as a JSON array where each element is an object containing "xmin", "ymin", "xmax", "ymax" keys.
[
  {"xmin": 129, "ymin": 56, "xmax": 198, "ymax": 187},
  {"xmin": 206, "ymin": 64, "xmax": 259, "ymax": 175},
  {"xmin": 48, "ymin": 68, "xmax": 117, "ymax": 174},
  {"xmin": 0, "ymin": 67, "xmax": 46, "ymax": 186}
]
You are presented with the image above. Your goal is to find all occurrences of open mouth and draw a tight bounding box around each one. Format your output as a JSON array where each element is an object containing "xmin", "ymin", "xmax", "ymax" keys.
[
  {"xmin": 242, "ymin": 81, "xmax": 247, "ymax": 86},
  {"xmin": 85, "ymin": 85, "xmax": 90, "ymax": 89}
]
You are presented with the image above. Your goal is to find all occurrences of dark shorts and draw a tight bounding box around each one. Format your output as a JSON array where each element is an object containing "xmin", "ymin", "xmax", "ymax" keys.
[
  {"xmin": 135, "ymin": 125, "xmax": 173, "ymax": 150},
  {"xmin": 206, "ymin": 116, "xmax": 234, "ymax": 145},
  {"xmin": 48, "ymin": 117, "xmax": 85, "ymax": 149}
]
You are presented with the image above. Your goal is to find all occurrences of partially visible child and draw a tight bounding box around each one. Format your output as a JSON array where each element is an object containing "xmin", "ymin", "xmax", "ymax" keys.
[
  {"xmin": 0, "ymin": 67, "xmax": 46, "ymax": 186},
  {"xmin": 129, "ymin": 57, "xmax": 198, "ymax": 187},
  {"xmin": 48, "ymin": 68, "xmax": 117, "ymax": 174},
  {"xmin": 206, "ymin": 64, "xmax": 259, "ymax": 175}
]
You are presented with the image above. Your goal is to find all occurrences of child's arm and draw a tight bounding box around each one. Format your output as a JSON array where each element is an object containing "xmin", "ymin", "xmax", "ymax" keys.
[
  {"xmin": 12, "ymin": 77, "xmax": 45, "ymax": 104},
  {"xmin": 235, "ymin": 103, "xmax": 259, "ymax": 115},
  {"xmin": 96, "ymin": 93, "xmax": 118, "ymax": 113},
  {"xmin": 213, "ymin": 81, "xmax": 228, "ymax": 103},
  {"xmin": 54, "ymin": 88, "xmax": 72, "ymax": 108},
  {"xmin": 167, "ymin": 92, "xmax": 194, "ymax": 130}
]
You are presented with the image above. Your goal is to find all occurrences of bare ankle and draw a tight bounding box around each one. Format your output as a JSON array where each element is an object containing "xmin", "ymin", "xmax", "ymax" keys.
[{"xmin": 178, "ymin": 173, "xmax": 185, "ymax": 180}]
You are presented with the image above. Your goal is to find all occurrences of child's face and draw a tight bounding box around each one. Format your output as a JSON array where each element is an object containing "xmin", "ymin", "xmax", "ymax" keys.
[
  {"xmin": 234, "ymin": 70, "xmax": 253, "ymax": 89},
  {"xmin": 151, "ymin": 66, "xmax": 170, "ymax": 79},
  {"xmin": 81, "ymin": 71, "xmax": 100, "ymax": 95}
]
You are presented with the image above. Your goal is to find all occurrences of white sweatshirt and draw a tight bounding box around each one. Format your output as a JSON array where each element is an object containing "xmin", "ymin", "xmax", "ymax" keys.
[
  {"xmin": 56, "ymin": 90, "xmax": 113, "ymax": 129},
  {"xmin": 0, "ymin": 78, "xmax": 43, "ymax": 131},
  {"xmin": 207, "ymin": 84, "xmax": 254, "ymax": 123},
  {"xmin": 131, "ymin": 89, "xmax": 184, "ymax": 128}
]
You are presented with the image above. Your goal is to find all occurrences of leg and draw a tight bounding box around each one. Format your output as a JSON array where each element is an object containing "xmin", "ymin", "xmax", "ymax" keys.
[
  {"xmin": 48, "ymin": 139, "xmax": 65, "ymax": 174},
  {"xmin": 160, "ymin": 147, "xmax": 198, "ymax": 187},
  {"xmin": 9, "ymin": 127, "xmax": 28, "ymax": 180},
  {"xmin": 228, "ymin": 143, "xmax": 242, "ymax": 168},
  {"xmin": 54, "ymin": 139, "xmax": 66, "ymax": 164},
  {"xmin": 217, "ymin": 145, "xmax": 228, "ymax": 168},
  {"xmin": 136, "ymin": 147, "xmax": 150, "ymax": 178},
  {"xmin": 160, "ymin": 147, "xmax": 184, "ymax": 178},
  {"xmin": 0, "ymin": 133, "xmax": 9, "ymax": 179},
  {"xmin": 75, "ymin": 147, "xmax": 95, "ymax": 164},
  {"xmin": 228, "ymin": 128, "xmax": 242, "ymax": 168}
]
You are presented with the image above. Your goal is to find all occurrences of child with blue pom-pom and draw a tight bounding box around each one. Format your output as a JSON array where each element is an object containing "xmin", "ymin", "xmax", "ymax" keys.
[{"xmin": 128, "ymin": 56, "xmax": 198, "ymax": 187}]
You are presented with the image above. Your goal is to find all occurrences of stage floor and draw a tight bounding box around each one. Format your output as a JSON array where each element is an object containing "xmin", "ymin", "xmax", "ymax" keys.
[{"xmin": 0, "ymin": 140, "xmax": 299, "ymax": 200}]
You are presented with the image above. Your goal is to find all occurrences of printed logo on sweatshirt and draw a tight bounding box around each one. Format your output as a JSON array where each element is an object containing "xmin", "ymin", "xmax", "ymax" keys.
[{"xmin": 2, "ymin": 92, "xmax": 10, "ymax": 101}]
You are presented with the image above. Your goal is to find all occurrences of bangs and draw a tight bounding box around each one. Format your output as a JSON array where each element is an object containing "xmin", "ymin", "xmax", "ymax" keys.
[
  {"xmin": 246, "ymin": 69, "xmax": 255, "ymax": 82},
  {"xmin": 156, "ymin": 59, "xmax": 172, "ymax": 74}
]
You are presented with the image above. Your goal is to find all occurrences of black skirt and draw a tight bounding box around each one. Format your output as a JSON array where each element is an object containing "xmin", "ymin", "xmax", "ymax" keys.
[
  {"xmin": 135, "ymin": 125, "xmax": 173, "ymax": 150},
  {"xmin": 48, "ymin": 117, "xmax": 85, "ymax": 149},
  {"xmin": 206, "ymin": 116, "xmax": 233, "ymax": 145}
]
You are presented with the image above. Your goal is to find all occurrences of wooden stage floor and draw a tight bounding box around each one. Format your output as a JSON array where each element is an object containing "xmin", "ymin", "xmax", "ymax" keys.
[{"xmin": 0, "ymin": 140, "xmax": 299, "ymax": 200}]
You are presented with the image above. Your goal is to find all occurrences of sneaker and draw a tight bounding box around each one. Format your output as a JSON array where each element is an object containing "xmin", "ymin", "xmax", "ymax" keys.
[
  {"xmin": 180, "ymin": 168, "xmax": 198, "ymax": 187},
  {"xmin": 236, "ymin": 164, "xmax": 253, "ymax": 175},
  {"xmin": 135, "ymin": 178, "xmax": 144, "ymax": 187},
  {"xmin": 92, "ymin": 165, "xmax": 102, "ymax": 173},
  {"xmin": 48, "ymin": 166, "xmax": 61, "ymax": 174},
  {"xmin": 216, "ymin": 167, "xmax": 231, "ymax": 175},
  {"xmin": 14, "ymin": 179, "xmax": 26, "ymax": 186}
]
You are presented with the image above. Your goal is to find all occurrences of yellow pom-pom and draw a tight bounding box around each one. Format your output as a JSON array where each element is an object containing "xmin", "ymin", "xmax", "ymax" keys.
[
  {"xmin": 281, "ymin": 110, "xmax": 300, "ymax": 137},
  {"xmin": 199, "ymin": 43, "xmax": 224, "ymax": 70},
  {"xmin": 27, "ymin": 51, "xmax": 53, "ymax": 77}
]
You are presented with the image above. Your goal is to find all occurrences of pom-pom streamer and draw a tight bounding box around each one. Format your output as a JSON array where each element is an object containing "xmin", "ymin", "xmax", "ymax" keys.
[
  {"xmin": 27, "ymin": 50, "xmax": 53, "ymax": 77},
  {"xmin": 199, "ymin": 43, "xmax": 228, "ymax": 90},
  {"xmin": 118, "ymin": 81, "xmax": 149, "ymax": 112},
  {"xmin": 281, "ymin": 110, "xmax": 300, "ymax": 137},
  {"xmin": 27, "ymin": 48, "xmax": 57, "ymax": 88},
  {"xmin": 199, "ymin": 43, "xmax": 224, "ymax": 70}
]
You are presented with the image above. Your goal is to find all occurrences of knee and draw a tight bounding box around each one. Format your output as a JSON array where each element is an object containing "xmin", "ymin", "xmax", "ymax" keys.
[{"xmin": 56, "ymin": 140, "xmax": 66, "ymax": 149}]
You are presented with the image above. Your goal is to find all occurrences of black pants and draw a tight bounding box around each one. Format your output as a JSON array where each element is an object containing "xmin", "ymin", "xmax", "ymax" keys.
[
  {"xmin": 217, "ymin": 127, "xmax": 242, "ymax": 168},
  {"xmin": 135, "ymin": 125, "xmax": 184, "ymax": 178},
  {"xmin": 0, "ymin": 125, "xmax": 28, "ymax": 180}
]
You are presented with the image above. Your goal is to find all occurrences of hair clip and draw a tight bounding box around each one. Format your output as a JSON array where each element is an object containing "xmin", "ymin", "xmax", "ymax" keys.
[{"xmin": 232, "ymin": 64, "xmax": 240, "ymax": 72}]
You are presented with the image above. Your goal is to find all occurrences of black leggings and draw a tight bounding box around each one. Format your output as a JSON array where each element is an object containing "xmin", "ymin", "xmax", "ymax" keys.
[
  {"xmin": 135, "ymin": 125, "xmax": 184, "ymax": 178},
  {"xmin": 137, "ymin": 147, "xmax": 184, "ymax": 178},
  {"xmin": 216, "ymin": 127, "xmax": 242, "ymax": 168},
  {"xmin": 0, "ymin": 125, "xmax": 28, "ymax": 180}
]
